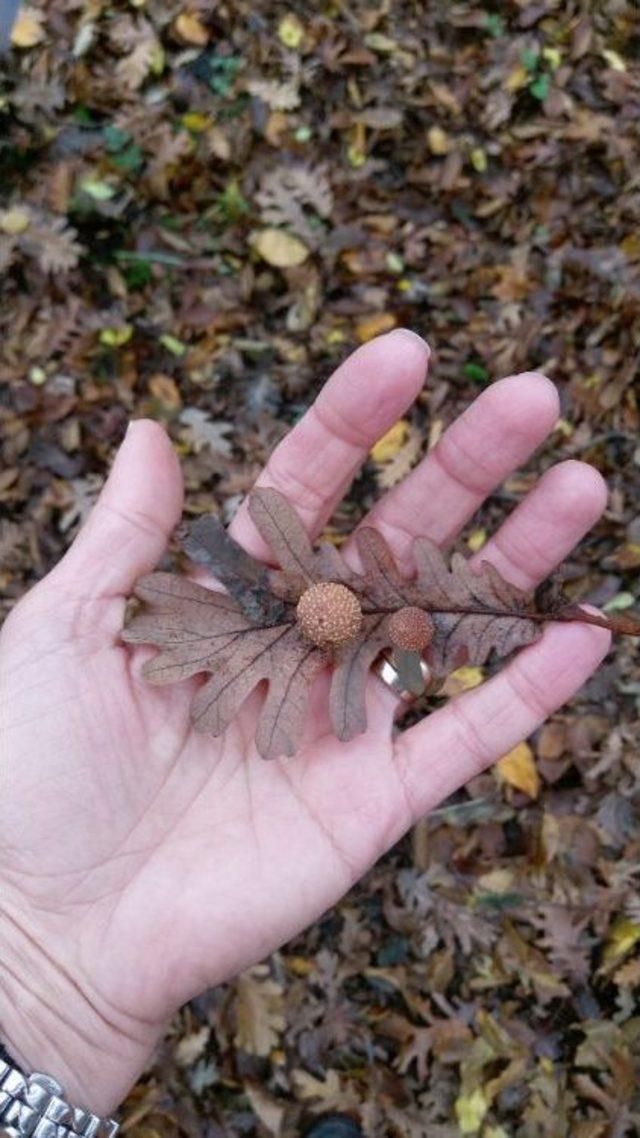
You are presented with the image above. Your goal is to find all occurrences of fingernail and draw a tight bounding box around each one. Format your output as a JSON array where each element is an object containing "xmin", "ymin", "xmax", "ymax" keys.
[{"xmin": 391, "ymin": 328, "xmax": 431, "ymax": 356}]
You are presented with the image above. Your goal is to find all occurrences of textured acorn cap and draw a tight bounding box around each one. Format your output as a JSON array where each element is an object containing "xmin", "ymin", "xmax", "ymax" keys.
[
  {"xmin": 296, "ymin": 582, "xmax": 362, "ymax": 648},
  {"xmin": 388, "ymin": 606, "xmax": 434, "ymax": 652}
]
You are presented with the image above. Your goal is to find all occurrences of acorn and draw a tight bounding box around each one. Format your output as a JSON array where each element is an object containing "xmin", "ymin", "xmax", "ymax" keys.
[
  {"xmin": 388, "ymin": 606, "xmax": 434, "ymax": 652},
  {"xmin": 296, "ymin": 582, "xmax": 363, "ymax": 649}
]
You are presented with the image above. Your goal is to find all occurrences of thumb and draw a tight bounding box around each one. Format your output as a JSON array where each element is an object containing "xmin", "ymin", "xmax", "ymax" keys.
[{"xmin": 50, "ymin": 419, "xmax": 183, "ymax": 597}]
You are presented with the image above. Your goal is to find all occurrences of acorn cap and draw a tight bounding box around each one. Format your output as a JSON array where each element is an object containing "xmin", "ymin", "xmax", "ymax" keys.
[
  {"xmin": 388, "ymin": 606, "xmax": 434, "ymax": 652},
  {"xmin": 296, "ymin": 582, "xmax": 362, "ymax": 649}
]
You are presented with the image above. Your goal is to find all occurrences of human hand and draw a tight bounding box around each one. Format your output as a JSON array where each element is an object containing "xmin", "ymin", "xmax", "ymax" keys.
[{"xmin": 0, "ymin": 330, "xmax": 610, "ymax": 1113}]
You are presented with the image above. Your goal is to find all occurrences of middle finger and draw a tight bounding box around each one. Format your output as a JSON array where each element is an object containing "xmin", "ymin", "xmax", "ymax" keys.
[{"xmin": 356, "ymin": 371, "xmax": 559, "ymax": 570}]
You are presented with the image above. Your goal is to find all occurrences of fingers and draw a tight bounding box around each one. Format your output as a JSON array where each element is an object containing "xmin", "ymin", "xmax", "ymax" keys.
[
  {"xmin": 391, "ymin": 458, "xmax": 609, "ymax": 817},
  {"xmin": 471, "ymin": 460, "xmax": 608, "ymax": 590},
  {"xmin": 230, "ymin": 329, "xmax": 430, "ymax": 559},
  {"xmin": 359, "ymin": 372, "xmax": 559, "ymax": 570},
  {"xmin": 395, "ymin": 620, "xmax": 611, "ymax": 819},
  {"xmin": 50, "ymin": 420, "xmax": 183, "ymax": 597}
]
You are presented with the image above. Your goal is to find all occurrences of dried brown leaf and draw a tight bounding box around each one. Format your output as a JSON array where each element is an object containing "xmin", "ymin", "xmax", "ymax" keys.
[
  {"xmin": 256, "ymin": 164, "xmax": 333, "ymax": 246},
  {"xmin": 123, "ymin": 571, "xmax": 324, "ymax": 759},
  {"xmin": 234, "ymin": 967, "xmax": 285, "ymax": 1056},
  {"xmin": 124, "ymin": 489, "xmax": 640, "ymax": 758}
]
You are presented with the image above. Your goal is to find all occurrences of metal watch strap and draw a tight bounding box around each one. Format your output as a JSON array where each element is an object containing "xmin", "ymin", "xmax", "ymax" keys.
[{"xmin": 0, "ymin": 1060, "xmax": 118, "ymax": 1138}]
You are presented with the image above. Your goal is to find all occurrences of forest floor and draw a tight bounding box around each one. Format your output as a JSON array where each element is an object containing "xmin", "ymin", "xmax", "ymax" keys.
[{"xmin": 1, "ymin": 2, "xmax": 639, "ymax": 1135}]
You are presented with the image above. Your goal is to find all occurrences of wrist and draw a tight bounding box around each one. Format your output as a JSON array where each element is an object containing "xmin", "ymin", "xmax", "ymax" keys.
[{"xmin": 0, "ymin": 897, "xmax": 161, "ymax": 1116}]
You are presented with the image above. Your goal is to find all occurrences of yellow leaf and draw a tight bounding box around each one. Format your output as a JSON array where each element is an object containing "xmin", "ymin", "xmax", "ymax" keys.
[
  {"xmin": 181, "ymin": 112, "xmax": 211, "ymax": 133},
  {"xmin": 602, "ymin": 918, "xmax": 640, "ymax": 965},
  {"xmin": 467, "ymin": 528, "xmax": 487, "ymax": 553},
  {"xmin": 174, "ymin": 12, "xmax": 209, "ymax": 46},
  {"xmin": 470, "ymin": 147, "xmax": 487, "ymax": 173},
  {"xmin": 427, "ymin": 126, "xmax": 451, "ymax": 155},
  {"xmin": 496, "ymin": 741, "xmax": 540, "ymax": 798},
  {"xmin": 621, "ymin": 232, "xmax": 640, "ymax": 261},
  {"xmin": 278, "ymin": 13, "xmax": 304, "ymax": 49},
  {"xmin": 364, "ymin": 32, "xmax": 397, "ymax": 53},
  {"xmin": 11, "ymin": 8, "xmax": 45, "ymax": 48},
  {"xmin": 553, "ymin": 417, "xmax": 574, "ymax": 438},
  {"xmin": 356, "ymin": 311, "xmax": 397, "ymax": 342},
  {"xmin": 602, "ymin": 48, "xmax": 626, "ymax": 72},
  {"xmin": 0, "ymin": 208, "xmax": 30, "ymax": 236},
  {"xmin": 476, "ymin": 868, "xmax": 514, "ymax": 894},
  {"xmin": 150, "ymin": 44, "xmax": 165, "ymax": 75},
  {"xmin": 286, "ymin": 955, "xmax": 313, "ymax": 976},
  {"xmin": 442, "ymin": 666, "xmax": 484, "ymax": 696},
  {"xmin": 99, "ymin": 325, "xmax": 133, "ymax": 347},
  {"xmin": 542, "ymin": 46, "xmax": 562, "ymax": 71},
  {"xmin": 252, "ymin": 228, "xmax": 309, "ymax": 268},
  {"xmin": 347, "ymin": 143, "xmax": 367, "ymax": 168},
  {"xmin": 370, "ymin": 419, "xmax": 409, "ymax": 463},
  {"xmin": 454, "ymin": 1087, "xmax": 489, "ymax": 1134},
  {"xmin": 504, "ymin": 64, "xmax": 528, "ymax": 92},
  {"xmin": 160, "ymin": 334, "xmax": 187, "ymax": 356}
]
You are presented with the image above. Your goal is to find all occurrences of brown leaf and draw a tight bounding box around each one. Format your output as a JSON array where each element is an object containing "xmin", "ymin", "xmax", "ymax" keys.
[
  {"xmin": 410, "ymin": 539, "xmax": 541, "ymax": 674},
  {"xmin": 234, "ymin": 967, "xmax": 285, "ymax": 1056},
  {"xmin": 330, "ymin": 614, "xmax": 390, "ymax": 741},
  {"xmin": 356, "ymin": 527, "xmax": 422, "ymax": 609},
  {"xmin": 180, "ymin": 514, "xmax": 286, "ymax": 625},
  {"xmin": 191, "ymin": 625, "xmax": 325, "ymax": 757},
  {"xmin": 256, "ymin": 164, "xmax": 333, "ymax": 247},
  {"xmin": 252, "ymin": 228, "xmax": 309, "ymax": 268},
  {"xmin": 123, "ymin": 489, "xmax": 639, "ymax": 758},
  {"xmin": 123, "ymin": 573, "xmax": 251, "ymax": 683},
  {"xmin": 248, "ymin": 487, "xmax": 318, "ymax": 583},
  {"xmin": 123, "ymin": 573, "xmax": 324, "ymax": 759}
]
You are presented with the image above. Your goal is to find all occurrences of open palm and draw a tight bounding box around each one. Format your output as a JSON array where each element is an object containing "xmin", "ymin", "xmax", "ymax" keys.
[{"xmin": 0, "ymin": 331, "xmax": 610, "ymax": 1113}]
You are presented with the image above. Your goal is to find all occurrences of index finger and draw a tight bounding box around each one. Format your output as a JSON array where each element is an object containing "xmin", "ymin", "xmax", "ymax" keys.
[{"xmin": 230, "ymin": 329, "xmax": 430, "ymax": 558}]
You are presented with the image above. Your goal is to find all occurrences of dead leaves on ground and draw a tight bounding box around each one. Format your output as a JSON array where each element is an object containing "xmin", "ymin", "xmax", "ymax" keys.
[{"xmin": 122, "ymin": 487, "xmax": 638, "ymax": 760}]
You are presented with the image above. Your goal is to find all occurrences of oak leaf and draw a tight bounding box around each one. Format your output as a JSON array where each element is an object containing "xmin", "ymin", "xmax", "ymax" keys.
[
  {"xmin": 256, "ymin": 164, "xmax": 333, "ymax": 247},
  {"xmin": 122, "ymin": 488, "xmax": 640, "ymax": 761},
  {"xmin": 234, "ymin": 967, "xmax": 285, "ymax": 1056}
]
